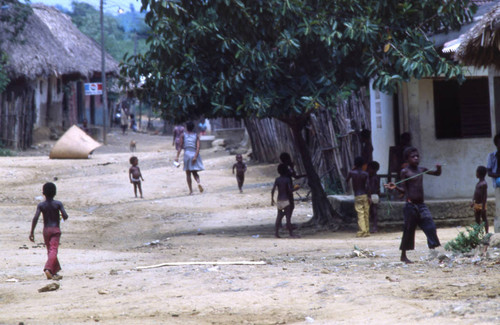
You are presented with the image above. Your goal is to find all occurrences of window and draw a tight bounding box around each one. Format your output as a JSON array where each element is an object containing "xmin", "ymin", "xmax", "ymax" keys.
[{"xmin": 434, "ymin": 78, "xmax": 491, "ymax": 139}]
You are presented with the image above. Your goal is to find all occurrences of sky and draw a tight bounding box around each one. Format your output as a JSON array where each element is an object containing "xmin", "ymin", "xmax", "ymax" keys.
[{"xmin": 30, "ymin": 0, "xmax": 143, "ymax": 14}]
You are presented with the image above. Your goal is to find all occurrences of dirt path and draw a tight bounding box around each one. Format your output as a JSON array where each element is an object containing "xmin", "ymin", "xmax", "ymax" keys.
[{"xmin": 0, "ymin": 130, "xmax": 499, "ymax": 324}]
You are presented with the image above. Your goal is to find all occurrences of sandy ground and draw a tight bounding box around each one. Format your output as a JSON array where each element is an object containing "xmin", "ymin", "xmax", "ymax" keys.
[{"xmin": 0, "ymin": 129, "xmax": 499, "ymax": 325}]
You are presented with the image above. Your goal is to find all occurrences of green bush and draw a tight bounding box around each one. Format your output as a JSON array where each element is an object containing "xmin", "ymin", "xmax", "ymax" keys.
[{"xmin": 444, "ymin": 223, "xmax": 486, "ymax": 253}]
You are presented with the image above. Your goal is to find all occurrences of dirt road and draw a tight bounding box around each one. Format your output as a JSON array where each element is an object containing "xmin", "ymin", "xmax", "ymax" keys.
[{"xmin": 1, "ymin": 130, "xmax": 499, "ymax": 324}]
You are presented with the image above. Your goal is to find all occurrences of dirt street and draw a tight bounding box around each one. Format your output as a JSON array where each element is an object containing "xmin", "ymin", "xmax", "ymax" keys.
[{"xmin": 1, "ymin": 130, "xmax": 499, "ymax": 324}]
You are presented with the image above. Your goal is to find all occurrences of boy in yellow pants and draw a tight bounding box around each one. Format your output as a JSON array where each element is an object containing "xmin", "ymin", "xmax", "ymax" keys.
[{"xmin": 346, "ymin": 156, "xmax": 371, "ymax": 237}]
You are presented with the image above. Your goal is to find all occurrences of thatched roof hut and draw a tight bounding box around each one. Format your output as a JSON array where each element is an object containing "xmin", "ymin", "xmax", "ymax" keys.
[
  {"xmin": 455, "ymin": 2, "xmax": 500, "ymax": 68},
  {"xmin": 0, "ymin": 4, "xmax": 119, "ymax": 81}
]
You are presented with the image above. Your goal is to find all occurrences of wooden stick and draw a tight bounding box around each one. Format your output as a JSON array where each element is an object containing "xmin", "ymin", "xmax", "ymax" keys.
[{"xmin": 137, "ymin": 261, "xmax": 267, "ymax": 270}]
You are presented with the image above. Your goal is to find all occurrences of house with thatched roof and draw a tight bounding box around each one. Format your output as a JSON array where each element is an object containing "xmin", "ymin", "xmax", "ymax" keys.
[
  {"xmin": 0, "ymin": 3, "xmax": 119, "ymax": 149},
  {"xmin": 454, "ymin": 1, "xmax": 500, "ymax": 232},
  {"xmin": 369, "ymin": 0, "xmax": 500, "ymax": 200}
]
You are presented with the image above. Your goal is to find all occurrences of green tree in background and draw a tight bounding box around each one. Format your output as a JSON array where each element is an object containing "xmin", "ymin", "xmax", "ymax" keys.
[
  {"xmin": 67, "ymin": 1, "xmax": 149, "ymax": 61},
  {"xmin": 0, "ymin": 0, "xmax": 32, "ymax": 92},
  {"xmin": 122, "ymin": 0, "xmax": 476, "ymax": 227}
]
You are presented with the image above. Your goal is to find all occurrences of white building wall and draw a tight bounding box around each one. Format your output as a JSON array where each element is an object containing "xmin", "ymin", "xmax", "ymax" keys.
[
  {"xmin": 370, "ymin": 82, "xmax": 395, "ymax": 175},
  {"xmin": 407, "ymin": 74, "xmax": 492, "ymax": 199}
]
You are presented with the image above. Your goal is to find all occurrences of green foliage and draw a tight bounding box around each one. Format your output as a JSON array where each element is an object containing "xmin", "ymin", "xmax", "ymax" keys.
[
  {"xmin": 444, "ymin": 223, "xmax": 486, "ymax": 253},
  {"xmin": 66, "ymin": 2, "xmax": 150, "ymax": 61},
  {"xmin": 121, "ymin": 0, "xmax": 475, "ymax": 123},
  {"xmin": 0, "ymin": 0, "xmax": 33, "ymax": 92}
]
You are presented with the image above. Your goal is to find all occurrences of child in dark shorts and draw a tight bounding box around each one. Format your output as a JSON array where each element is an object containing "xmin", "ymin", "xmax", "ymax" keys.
[
  {"xmin": 385, "ymin": 147, "xmax": 442, "ymax": 264},
  {"xmin": 232, "ymin": 154, "xmax": 247, "ymax": 193}
]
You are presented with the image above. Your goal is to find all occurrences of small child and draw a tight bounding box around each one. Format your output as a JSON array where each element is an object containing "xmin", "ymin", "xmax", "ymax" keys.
[
  {"xmin": 129, "ymin": 156, "xmax": 144, "ymax": 198},
  {"xmin": 29, "ymin": 182, "xmax": 69, "ymax": 280},
  {"xmin": 367, "ymin": 161, "xmax": 381, "ymax": 233},
  {"xmin": 130, "ymin": 113, "xmax": 137, "ymax": 132},
  {"xmin": 345, "ymin": 156, "xmax": 371, "ymax": 237},
  {"xmin": 385, "ymin": 146, "xmax": 442, "ymax": 264},
  {"xmin": 471, "ymin": 165, "xmax": 488, "ymax": 233},
  {"xmin": 232, "ymin": 154, "xmax": 247, "ymax": 193},
  {"xmin": 271, "ymin": 164, "xmax": 299, "ymax": 238}
]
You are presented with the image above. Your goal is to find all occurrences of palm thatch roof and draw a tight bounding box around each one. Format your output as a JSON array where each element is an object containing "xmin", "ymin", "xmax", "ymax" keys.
[
  {"xmin": 0, "ymin": 4, "xmax": 119, "ymax": 81},
  {"xmin": 455, "ymin": 2, "xmax": 500, "ymax": 68}
]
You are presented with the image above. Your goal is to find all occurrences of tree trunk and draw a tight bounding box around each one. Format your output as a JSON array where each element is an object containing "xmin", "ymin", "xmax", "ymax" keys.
[{"xmin": 285, "ymin": 118, "xmax": 342, "ymax": 230}]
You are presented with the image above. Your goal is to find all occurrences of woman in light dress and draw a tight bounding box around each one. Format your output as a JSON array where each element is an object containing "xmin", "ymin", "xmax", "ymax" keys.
[{"xmin": 175, "ymin": 121, "xmax": 204, "ymax": 194}]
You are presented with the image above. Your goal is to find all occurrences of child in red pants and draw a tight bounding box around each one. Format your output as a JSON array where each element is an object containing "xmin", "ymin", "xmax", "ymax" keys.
[{"xmin": 29, "ymin": 182, "xmax": 69, "ymax": 280}]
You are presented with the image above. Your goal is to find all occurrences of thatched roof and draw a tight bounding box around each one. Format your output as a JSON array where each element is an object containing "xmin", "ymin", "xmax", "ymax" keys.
[
  {"xmin": 0, "ymin": 4, "xmax": 119, "ymax": 81},
  {"xmin": 455, "ymin": 2, "xmax": 500, "ymax": 68}
]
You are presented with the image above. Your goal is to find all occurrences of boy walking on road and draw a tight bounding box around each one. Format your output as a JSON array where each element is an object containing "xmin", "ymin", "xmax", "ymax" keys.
[{"xmin": 29, "ymin": 182, "xmax": 69, "ymax": 280}]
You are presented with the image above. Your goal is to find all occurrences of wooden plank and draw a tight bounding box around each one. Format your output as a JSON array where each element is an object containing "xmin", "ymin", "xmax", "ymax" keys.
[{"xmin": 137, "ymin": 261, "xmax": 267, "ymax": 270}]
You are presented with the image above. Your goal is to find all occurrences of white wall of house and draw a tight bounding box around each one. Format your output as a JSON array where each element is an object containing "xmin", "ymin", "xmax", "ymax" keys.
[
  {"xmin": 34, "ymin": 77, "xmax": 47, "ymax": 128},
  {"xmin": 373, "ymin": 67, "xmax": 496, "ymax": 199},
  {"xmin": 370, "ymin": 82, "xmax": 395, "ymax": 175}
]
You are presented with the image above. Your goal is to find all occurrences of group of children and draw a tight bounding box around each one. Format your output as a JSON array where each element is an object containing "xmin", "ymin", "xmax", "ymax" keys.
[
  {"xmin": 28, "ymin": 137, "xmax": 493, "ymax": 281},
  {"xmin": 347, "ymin": 145, "xmax": 490, "ymax": 264}
]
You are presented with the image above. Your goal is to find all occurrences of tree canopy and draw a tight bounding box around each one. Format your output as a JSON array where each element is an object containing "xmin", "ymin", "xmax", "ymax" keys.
[
  {"xmin": 122, "ymin": 0, "xmax": 475, "ymax": 123},
  {"xmin": 122, "ymin": 0, "xmax": 476, "ymax": 226}
]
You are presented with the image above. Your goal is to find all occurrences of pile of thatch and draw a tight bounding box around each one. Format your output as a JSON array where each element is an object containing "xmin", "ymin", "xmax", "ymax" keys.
[
  {"xmin": 0, "ymin": 4, "xmax": 118, "ymax": 81},
  {"xmin": 455, "ymin": 2, "xmax": 500, "ymax": 69}
]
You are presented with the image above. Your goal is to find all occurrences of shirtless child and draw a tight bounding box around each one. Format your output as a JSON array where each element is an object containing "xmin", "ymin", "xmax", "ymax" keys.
[
  {"xmin": 29, "ymin": 182, "xmax": 69, "ymax": 280},
  {"xmin": 232, "ymin": 154, "xmax": 247, "ymax": 193},
  {"xmin": 345, "ymin": 156, "xmax": 371, "ymax": 237},
  {"xmin": 471, "ymin": 166, "xmax": 488, "ymax": 233},
  {"xmin": 271, "ymin": 164, "xmax": 299, "ymax": 238},
  {"xmin": 385, "ymin": 147, "xmax": 442, "ymax": 264},
  {"xmin": 129, "ymin": 156, "xmax": 144, "ymax": 198}
]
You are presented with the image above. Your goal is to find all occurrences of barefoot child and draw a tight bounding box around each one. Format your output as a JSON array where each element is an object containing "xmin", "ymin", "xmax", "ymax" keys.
[
  {"xmin": 271, "ymin": 164, "xmax": 299, "ymax": 238},
  {"xmin": 232, "ymin": 154, "xmax": 247, "ymax": 193},
  {"xmin": 367, "ymin": 161, "xmax": 380, "ymax": 233},
  {"xmin": 385, "ymin": 147, "xmax": 441, "ymax": 264},
  {"xmin": 29, "ymin": 182, "xmax": 68, "ymax": 280},
  {"xmin": 345, "ymin": 156, "xmax": 371, "ymax": 237},
  {"xmin": 279, "ymin": 152, "xmax": 306, "ymax": 223},
  {"xmin": 471, "ymin": 165, "xmax": 488, "ymax": 233},
  {"xmin": 129, "ymin": 156, "xmax": 144, "ymax": 198}
]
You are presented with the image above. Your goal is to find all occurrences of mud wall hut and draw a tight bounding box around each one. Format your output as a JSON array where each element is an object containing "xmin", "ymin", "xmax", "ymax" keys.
[{"xmin": 0, "ymin": 4, "xmax": 119, "ymax": 149}]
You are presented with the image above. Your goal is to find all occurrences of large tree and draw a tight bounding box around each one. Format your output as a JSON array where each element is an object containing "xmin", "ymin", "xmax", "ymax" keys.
[{"xmin": 122, "ymin": 0, "xmax": 476, "ymax": 228}]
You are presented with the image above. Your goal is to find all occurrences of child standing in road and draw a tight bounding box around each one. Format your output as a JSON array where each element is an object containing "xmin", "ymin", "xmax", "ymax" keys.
[
  {"xmin": 385, "ymin": 146, "xmax": 442, "ymax": 264},
  {"xmin": 472, "ymin": 165, "xmax": 488, "ymax": 233},
  {"xmin": 129, "ymin": 156, "xmax": 144, "ymax": 198},
  {"xmin": 29, "ymin": 182, "xmax": 69, "ymax": 280},
  {"xmin": 367, "ymin": 161, "xmax": 381, "ymax": 233},
  {"xmin": 271, "ymin": 164, "xmax": 299, "ymax": 238},
  {"xmin": 346, "ymin": 156, "xmax": 371, "ymax": 237},
  {"xmin": 232, "ymin": 154, "xmax": 247, "ymax": 193}
]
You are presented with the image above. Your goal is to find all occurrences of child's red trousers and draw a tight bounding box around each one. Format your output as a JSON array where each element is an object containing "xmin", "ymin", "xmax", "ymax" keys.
[{"xmin": 43, "ymin": 227, "xmax": 61, "ymax": 275}]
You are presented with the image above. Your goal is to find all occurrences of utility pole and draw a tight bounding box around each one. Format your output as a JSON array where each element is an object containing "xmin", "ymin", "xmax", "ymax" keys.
[{"xmin": 100, "ymin": 0, "xmax": 108, "ymax": 144}]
